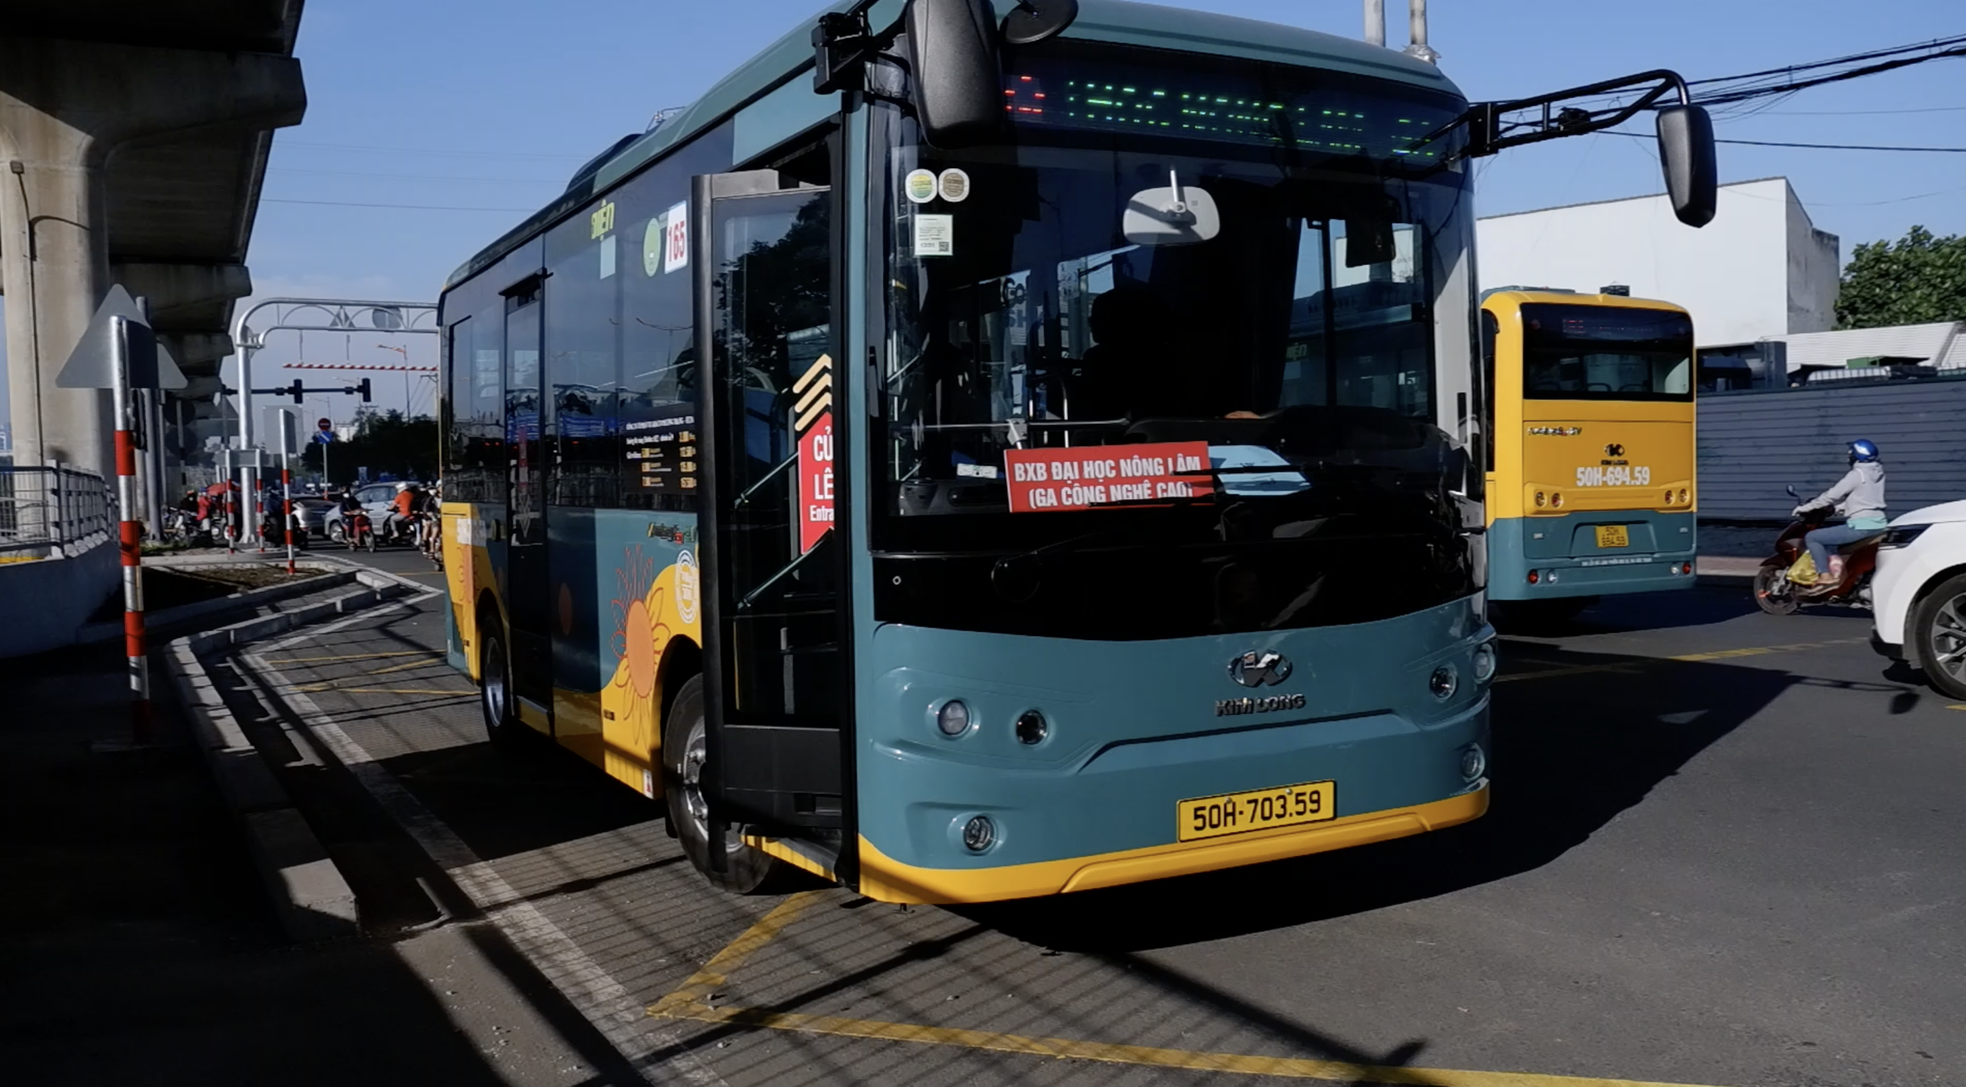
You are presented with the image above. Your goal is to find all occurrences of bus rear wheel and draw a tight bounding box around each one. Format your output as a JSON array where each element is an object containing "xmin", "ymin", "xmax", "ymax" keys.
[{"xmin": 662, "ymin": 675, "xmax": 793, "ymax": 895}]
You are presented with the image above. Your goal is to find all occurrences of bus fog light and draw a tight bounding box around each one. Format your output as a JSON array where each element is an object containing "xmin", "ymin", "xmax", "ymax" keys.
[
  {"xmin": 961, "ymin": 815, "xmax": 996, "ymax": 852},
  {"xmin": 937, "ymin": 700, "xmax": 971, "ymax": 737},
  {"xmin": 1460, "ymin": 743, "xmax": 1487, "ymax": 782},
  {"xmin": 1534, "ymin": 491, "xmax": 1546, "ymax": 508},
  {"xmin": 1472, "ymin": 642, "xmax": 1497, "ymax": 683},
  {"xmin": 1015, "ymin": 710, "xmax": 1048, "ymax": 746},
  {"xmin": 1429, "ymin": 664, "xmax": 1458, "ymax": 700}
]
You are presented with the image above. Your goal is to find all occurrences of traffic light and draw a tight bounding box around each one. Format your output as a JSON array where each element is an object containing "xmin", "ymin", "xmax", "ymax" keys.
[{"xmin": 287, "ymin": 379, "xmax": 305, "ymax": 404}]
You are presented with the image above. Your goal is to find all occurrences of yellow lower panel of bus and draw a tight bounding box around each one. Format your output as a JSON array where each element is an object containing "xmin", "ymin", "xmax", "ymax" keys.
[{"xmin": 754, "ymin": 785, "xmax": 1487, "ymax": 906}]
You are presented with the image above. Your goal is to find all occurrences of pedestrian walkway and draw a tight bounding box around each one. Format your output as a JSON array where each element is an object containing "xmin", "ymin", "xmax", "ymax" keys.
[{"xmin": 0, "ymin": 641, "xmax": 543, "ymax": 1084}]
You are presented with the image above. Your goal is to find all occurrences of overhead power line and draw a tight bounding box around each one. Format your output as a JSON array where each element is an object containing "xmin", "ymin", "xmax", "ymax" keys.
[
  {"xmin": 1601, "ymin": 130, "xmax": 1966, "ymax": 153},
  {"xmin": 262, "ymin": 197, "xmax": 536, "ymax": 212}
]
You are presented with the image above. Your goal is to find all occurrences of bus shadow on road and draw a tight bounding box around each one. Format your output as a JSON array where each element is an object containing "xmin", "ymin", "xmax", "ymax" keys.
[{"xmin": 961, "ymin": 643, "xmax": 1811, "ymax": 954}]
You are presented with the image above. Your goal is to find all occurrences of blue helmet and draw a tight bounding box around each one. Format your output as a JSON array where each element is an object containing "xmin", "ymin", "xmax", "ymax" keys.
[{"xmin": 1848, "ymin": 439, "xmax": 1880, "ymax": 463}]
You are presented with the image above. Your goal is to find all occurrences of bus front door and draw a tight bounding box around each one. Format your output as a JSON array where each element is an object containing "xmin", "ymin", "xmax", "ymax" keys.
[
  {"xmin": 503, "ymin": 282, "xmax": 553, "ymax": 731},
  {"xmin": 690, "ymin": 171, "xmax": 848, "ymax": 865}
]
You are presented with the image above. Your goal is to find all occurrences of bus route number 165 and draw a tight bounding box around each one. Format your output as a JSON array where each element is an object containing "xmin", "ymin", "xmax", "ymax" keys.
[{"xmin": 1577, "ymin": 465, "xmax": 1651, "ymax": 487}]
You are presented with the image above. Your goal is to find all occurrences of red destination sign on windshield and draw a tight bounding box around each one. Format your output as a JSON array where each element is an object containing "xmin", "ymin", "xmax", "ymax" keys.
[{"xmin": 1002, "ymin": 442, "xmax": 1213, "ymax": 513}]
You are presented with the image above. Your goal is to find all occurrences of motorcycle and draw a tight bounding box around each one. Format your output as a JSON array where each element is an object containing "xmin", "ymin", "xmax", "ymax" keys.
[
  {"xmin": 1752, "ymin": 485, "xmax": 1882, "ymax": 615},
  {"xmin": 418, "ymin": 512, "xmax": 444, "ymax": 569},
  {"xmin": 346, "ymin": 509, "xmax": 378, "ymax": 553}
]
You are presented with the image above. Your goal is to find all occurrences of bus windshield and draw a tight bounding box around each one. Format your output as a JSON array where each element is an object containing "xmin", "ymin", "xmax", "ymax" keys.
[
  {"xmin": 867, "ymin": 44, "xmax": 1479, "ymax": 635},
  {"xmin": 1520, "ymin": 303, "xmax": 1694, "ymax": 402}
]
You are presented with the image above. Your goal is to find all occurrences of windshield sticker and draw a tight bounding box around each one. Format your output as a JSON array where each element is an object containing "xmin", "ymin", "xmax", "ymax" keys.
[
  {"xmin": 599, "ymin": 233, "xmax": 617, "ymax": 279},
  {"xmin": 1003, "ymin": 442, "xmax": 1213, "ymax": 513},
  {"xmin": 937, "ymin": 168, "xmax": 971, "ymax": 203},
  {"xmin": 913, "ymin": 213, "xmax": 954, "ymax": 257},
  {"xmin": 955, "ymin": 461, "xmax": 998, "ymax": 479},
  {"xmin": 904, "ymin": 169, "xmax": 938, "ymax": 204},
  {"xmin": 663, "ymin": 201, "xmax": 688, "ymax": 273}
]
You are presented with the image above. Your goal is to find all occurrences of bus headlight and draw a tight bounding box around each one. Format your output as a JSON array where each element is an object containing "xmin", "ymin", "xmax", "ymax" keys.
[
  {"xmin": 1472, "ymin": 642, "xmax": 1497, "ymax": 683},
  {"xmin": 1460, "ymin": 743, "xmax": 1487, "ymax": 782},
  {"xmin": 936, "ymin": 700, "xmax": 971, "ymax": 737},
  {"xmin": 1015, "ymin": 710, "xmax": 1048, "ymax": 746},
  {"xmin": 1430, "ymin": 664, "xmax": 1458, "ymax": 700},
  {"xmin": 961, "ymin": 815, "xmax": 996, "ymax": 852}
]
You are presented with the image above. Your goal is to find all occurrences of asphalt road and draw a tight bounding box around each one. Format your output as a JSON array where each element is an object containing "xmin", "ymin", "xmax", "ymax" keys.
[{"xmin": 230, "ymin": 549, "xmax": 1965, "ymax": 1087}]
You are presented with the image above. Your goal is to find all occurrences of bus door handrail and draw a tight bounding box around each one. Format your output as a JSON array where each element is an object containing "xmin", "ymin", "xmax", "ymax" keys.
[
  {"xmin": 737, "ymin": 541, "xmax": 828, "ymax": 613},
  {"xmin": 734, "ymin": 450, "xmax": 800, "ymax": 509}
]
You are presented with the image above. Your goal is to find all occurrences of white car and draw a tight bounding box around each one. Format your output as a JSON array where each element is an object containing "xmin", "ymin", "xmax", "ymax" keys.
[{"xmin": 1871, "ymin": 499, "xmax": 1966, "ymax": 698}]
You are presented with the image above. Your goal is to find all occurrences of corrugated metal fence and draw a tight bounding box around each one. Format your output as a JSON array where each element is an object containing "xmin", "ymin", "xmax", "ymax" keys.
[{"xmin": 1698, "ymin": 375, "xmax": 1966, "ymax": 521}]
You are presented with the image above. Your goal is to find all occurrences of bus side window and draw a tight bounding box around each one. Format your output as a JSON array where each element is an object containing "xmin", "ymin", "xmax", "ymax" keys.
[{"xmin": 1480, "ymin": 310, "xmax": 1497, "ymax": 473}]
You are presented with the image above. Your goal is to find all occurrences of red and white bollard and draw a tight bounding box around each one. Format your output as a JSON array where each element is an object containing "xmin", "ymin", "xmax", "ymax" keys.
[
  {"xmin": 110, "ymin": 355, "xmax": 151, "ymax": 741},
  {"xmin": 281, "ymin": 454, "xmax": 296, "ymax": 575}
]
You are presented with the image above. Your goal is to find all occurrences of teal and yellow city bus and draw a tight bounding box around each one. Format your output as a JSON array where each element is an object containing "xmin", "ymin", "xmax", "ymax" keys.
[
  {"xmin": 438, "ymin": 0, "xmax": 1716, "ymax": 903},
  {"xmin": 1481, "ymin": 289, "xmax": 1699, "ymax": 624}
]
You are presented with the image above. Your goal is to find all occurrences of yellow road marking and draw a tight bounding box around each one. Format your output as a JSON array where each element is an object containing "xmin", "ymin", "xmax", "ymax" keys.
[
  {"xmin": 1949, "ymin": 704, "xmax": 1966, "ymax": 712},
  {"xmin": 291, "ymin": 684, "xmax": 471, "ymax": 696},
  {"xmin": 1496, "ymin": 638, "xmax": 1865, "ymax": 684},
  {"xmin": 646, "ymin": 893, "xmax": 1731, "ymax": 1086},
  {"xmin": 647, "ymin": 891, "xmax": 824, "ymax": 1017},
  {"xmin": 369, "ymin": 656, "xmax": 446, "ymax": 676},
  {"xmin": 263, "ymin": 649, "xmax": 440, "ymax": 665},
  {"xmin": 655, "ymin": 1003, "xmax": 1730, "ymax": 1087}
]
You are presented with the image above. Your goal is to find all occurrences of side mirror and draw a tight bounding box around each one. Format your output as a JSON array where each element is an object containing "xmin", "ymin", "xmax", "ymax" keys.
[
  {"xmin": 905, "ymin": 0, "xmax": 1004, "ymax": 149},
  {"xmin": 1656, "ymin": 104, "xmax": 1717, "ymax": 228},
  {"xmin": 1786, "ymin": 484, "xmax": 1800, "ymax": 499}
]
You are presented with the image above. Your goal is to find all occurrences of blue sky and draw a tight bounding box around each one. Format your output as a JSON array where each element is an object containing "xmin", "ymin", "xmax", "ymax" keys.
[{"xmin": 5, "ymin": 0, "xmax": 1962, "ymax": 428}]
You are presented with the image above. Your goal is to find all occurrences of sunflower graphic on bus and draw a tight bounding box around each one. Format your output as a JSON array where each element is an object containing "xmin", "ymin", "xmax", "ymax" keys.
[{"xmin": 599, "ymin": 543, "xmax": 700, "ymax": 796}]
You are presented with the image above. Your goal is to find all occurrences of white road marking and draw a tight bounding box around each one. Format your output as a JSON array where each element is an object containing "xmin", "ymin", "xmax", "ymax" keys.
[{"xmin": 243, "ymin": 600, "xmax": 729, "ymax": 1086}]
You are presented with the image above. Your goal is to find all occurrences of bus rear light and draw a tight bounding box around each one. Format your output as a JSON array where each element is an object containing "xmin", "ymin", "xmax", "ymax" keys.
[
  {"xmin": 1551, "ymin": 491, "xmax": 1564, "ymax": 508},
  {"xmin": 1664, "ymin": 488, "xmax": 1674, "ymax": 505},
  {"xmin": 1679, "ymin": 488, "xmax": 1689, "ymax": 504},
  {"xmin": 1682, "ymin": 561, "xmax": 1693, "ymax": 575},
  {"xmin": 1527, "ymin": 570, "xmax": 1539, "ymax": 584}
]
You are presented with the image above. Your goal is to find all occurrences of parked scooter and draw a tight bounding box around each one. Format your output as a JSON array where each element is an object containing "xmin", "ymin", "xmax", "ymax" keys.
[{"xmin": 1753, "ymin": 485, "xmax": 1883, "ymax": 615}]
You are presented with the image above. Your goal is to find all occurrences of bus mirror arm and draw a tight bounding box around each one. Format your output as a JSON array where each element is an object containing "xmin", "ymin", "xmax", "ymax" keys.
[{"xmin": 1446, "ymin": 69, "xmax": 1716, "ymax": 228}]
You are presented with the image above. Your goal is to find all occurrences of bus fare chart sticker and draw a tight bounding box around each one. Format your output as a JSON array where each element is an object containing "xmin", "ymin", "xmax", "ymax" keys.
[
  {"xmin": 1003, "ymin": 442, "xmax": 1214, "ymax": 513},
  {"xmin": 793, "ymin": 353, "xmax": 835, "ymax": 553},
  {"xmin": 914, "ymin": 214, "xmax": 953, "ymax": 257}
]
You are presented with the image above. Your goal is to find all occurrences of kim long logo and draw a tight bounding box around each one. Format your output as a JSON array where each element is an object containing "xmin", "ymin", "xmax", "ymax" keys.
[
  {"xmin": 1218, "ymin": 651, "xmax": 1306, "ymax": 717},
  {"xmin": 1604, "ymin": 442, "xmax": 1626, "ymax": 457}
]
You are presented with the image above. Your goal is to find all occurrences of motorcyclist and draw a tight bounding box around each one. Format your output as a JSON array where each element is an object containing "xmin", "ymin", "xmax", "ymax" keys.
[
  {"xmin": 1794, "ymin": 439, "xmax": 1886, "ymax": 588},
  {"xmin": 381, "ymin": 482, "xmax": 417, "ymax": 543}
]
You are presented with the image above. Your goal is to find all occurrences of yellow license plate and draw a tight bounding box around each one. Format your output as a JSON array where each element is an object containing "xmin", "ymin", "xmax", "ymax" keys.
[
  {"xmin": 1178, "ymin": 780, "xmax": 1335, "ymax": 842},
  {"xmin": 1595, "ymin": 525, "xmax": 1630, "ymax": 549}
]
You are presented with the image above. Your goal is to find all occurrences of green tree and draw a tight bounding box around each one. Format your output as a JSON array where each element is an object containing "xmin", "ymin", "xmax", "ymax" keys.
[
  {"xmin": 1835, "ymin": 226, "xmax": 1966, "ymax": 330},
  {"xmin": 300, "ymin": 409, "xmax": 439, "ymax": 484}
]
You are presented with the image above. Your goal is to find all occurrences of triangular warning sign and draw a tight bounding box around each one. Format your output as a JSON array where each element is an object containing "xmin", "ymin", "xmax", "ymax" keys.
[{"xmin": 55, "ymin": 284, "xmax": 188, "ymax": 391}]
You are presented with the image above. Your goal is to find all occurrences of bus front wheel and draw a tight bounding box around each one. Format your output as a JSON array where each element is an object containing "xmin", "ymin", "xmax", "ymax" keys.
[{"xmin": 662, "ymin": 675, "xmax": 794, "ymax": 895}]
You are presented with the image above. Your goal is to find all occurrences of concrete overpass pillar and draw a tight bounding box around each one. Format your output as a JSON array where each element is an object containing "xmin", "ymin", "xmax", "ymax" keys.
[{"xmin": 0, "ymin": 39, "xmax": 303, "ymax": 478}]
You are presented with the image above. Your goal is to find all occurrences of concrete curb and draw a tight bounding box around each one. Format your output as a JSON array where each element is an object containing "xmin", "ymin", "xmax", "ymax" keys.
[
  {"xmin": 78, "ymin": 566, "xmax": 351, "ymax": 646},
  {"xmin": 160, "ymin": 568, "xmax": 423, "ymax": 944}
]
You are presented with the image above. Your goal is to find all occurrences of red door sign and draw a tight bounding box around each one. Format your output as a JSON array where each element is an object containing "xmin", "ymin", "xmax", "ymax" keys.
[{"xmin": 793, "ymin": 354, "xmax": 835, "ymax": 553}]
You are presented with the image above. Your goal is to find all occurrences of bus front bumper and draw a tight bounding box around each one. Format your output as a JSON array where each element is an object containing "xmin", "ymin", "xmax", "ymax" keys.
[{"xmin": 847, "ymin": 784, "xmax": 1487, "ymax": 905}]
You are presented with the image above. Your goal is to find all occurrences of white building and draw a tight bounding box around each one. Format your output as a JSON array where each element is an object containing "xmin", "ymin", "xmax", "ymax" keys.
[{"xmin": 1476, "ymin": 177, "xmax": 1840, "ymax": 351}]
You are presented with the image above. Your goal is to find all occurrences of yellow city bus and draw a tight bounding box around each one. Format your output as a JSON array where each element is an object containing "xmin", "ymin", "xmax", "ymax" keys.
[{"xmin": 1481, "ymin": 290, "xmax": 1698, "ymax": 623}]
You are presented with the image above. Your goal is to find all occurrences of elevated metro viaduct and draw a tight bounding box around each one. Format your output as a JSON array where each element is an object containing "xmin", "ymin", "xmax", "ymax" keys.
[{"xmin": 0, "ymin": 0, "xmax": 306, "ymax": 482}]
